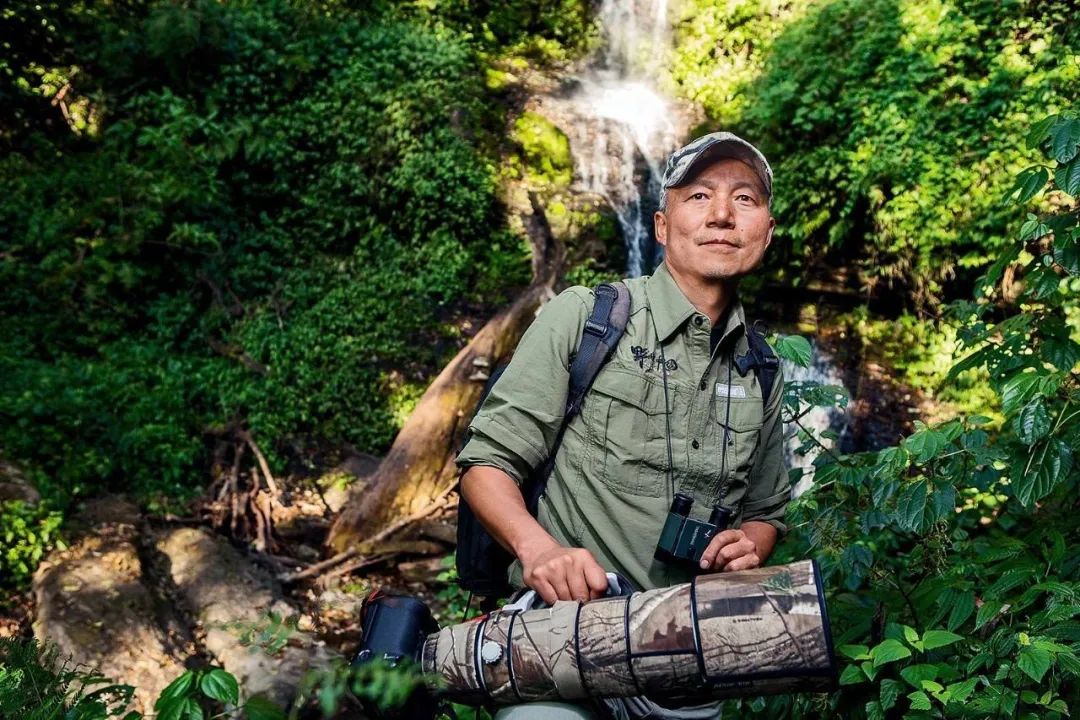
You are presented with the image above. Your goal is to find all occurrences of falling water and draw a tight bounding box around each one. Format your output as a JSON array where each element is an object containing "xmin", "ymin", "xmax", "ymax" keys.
[{"xmin": 562, "ymin": 0, "xmax": 684, "ymax": 276}]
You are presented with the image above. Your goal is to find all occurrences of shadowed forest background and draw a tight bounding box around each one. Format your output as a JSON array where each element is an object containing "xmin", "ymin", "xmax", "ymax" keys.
[{"xmin": 1, "ymin": 0, "xmax": 1078, "ymax": 718}]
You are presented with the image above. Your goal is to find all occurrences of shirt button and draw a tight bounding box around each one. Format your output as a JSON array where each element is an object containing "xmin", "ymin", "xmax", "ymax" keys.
[
  {"xmin": 692, "ymin": 439, "xmax": 700, "ymax": 449},
  {"xmin": 693, "ymin": 316, "xmax": 704, "ymax": 327}
]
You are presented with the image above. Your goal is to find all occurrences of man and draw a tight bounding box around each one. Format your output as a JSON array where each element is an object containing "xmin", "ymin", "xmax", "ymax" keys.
[{"xmin": 456, "ymin": 132, "xmax": 790, "ymax": 719}]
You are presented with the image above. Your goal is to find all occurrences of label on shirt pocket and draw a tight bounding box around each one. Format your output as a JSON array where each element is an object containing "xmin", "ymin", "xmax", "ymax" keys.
[{"xmin": 715, "ymin": 382, "xmax": 748, "ymax": 399}]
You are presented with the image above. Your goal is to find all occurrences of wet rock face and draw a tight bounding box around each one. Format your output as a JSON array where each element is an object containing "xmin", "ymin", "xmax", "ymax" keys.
[
  {"xmin": 156, "ymin": 527, "xmax": 338, "ymax": 707},
  {"xmin": 32, "ymin": 498, "xmax": 188, "ymax": 715}
]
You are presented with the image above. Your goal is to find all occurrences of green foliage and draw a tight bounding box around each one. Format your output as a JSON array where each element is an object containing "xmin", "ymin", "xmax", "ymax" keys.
[
  {"xmin": 0, "ymin": 637, "xmax": 136, "ymax": 720},
  {"xmin": 731, "ymin": 108, "xmax": 1080, "ymax": 718},
  {"xmin": 512, "ymin": 111, "xmax": 573, "ymax": 187},
  {"xmin": 0, "ymin": 501, "xmax": 64, "ymax": 590},
  {"xmin": 671, "ymin": 0, "xmax": 1080, "ymax": 305},
  {"xmin": 0, "ymin": 1, "xmax": 535, "ymax": 501}
]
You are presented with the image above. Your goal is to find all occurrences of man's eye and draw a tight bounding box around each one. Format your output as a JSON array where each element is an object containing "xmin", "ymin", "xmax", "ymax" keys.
[
  {"xmin": 736, "ymin": 194, "xmax": 755, "ymax": 203},
  {"xmin": 690, "ymin": 192, "xmax": 708, "ymax": 200}
]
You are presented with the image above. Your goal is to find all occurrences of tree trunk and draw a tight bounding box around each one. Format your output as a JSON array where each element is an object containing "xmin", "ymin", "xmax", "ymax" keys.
[{"xmin": 326, "ymin": 192, "xmax": 563, "ymax": 553}]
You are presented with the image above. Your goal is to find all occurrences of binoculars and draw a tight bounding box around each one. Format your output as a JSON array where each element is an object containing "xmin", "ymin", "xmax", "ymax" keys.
[{"xmin": 654, "ymin": 492, "xmax": 732, "ymax": 567}]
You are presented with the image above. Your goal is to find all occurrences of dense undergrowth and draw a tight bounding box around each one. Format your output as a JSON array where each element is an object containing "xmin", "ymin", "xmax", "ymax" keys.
[
  {"xmin": 2, "ymin": 1, "xmax": 1079, "ymax": 718},
  {"xmin": 671, "ymin": 0, "xmax": 1079, "ymax": 308},
  {"xmin": 0, "ymin": 0, "xmax": 591, "ymax": 508}
]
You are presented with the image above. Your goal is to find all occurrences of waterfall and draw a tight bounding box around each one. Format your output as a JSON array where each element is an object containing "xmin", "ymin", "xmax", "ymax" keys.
[
  {"xmin": 562, "ymin": 0, "xmax": 683, "ymax": 277},
  {"xmin": 779, "ymin": 341, "xmax": 850, "ymax": 497}
]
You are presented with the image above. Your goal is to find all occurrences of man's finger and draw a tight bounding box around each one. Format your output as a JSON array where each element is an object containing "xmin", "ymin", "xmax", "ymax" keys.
[
  {"xmin": 584, "ymin": 561, "xmax": 609, "ymax": 599},
  {"xmin": 533, "ymin": 579, "xmax": 559, "ymax": 606},
  {"xmin": 719, "ymin": 538, "xmax": 756, "ymax": 565},
  {"xmin": 698, "ymin": 529, "xmax": 741, "ymax": 569},
  {"xmin": 566, "ymin": 569, "xmax": 590, "ymax": 603},
  {"xmin": 723, "ymin": 553, "xmax": 761, "ymax": 572}
]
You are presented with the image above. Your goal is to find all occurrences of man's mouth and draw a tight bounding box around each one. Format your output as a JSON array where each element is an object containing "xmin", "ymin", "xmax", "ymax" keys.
[{"xmin": 699, "ymin": 238, "xmax": 741, "ymax": 249}]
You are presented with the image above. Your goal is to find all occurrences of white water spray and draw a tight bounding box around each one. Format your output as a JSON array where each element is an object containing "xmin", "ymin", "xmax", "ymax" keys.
[{"xmin": 562, "ymin": 0, "xmax": 683, "ymax": 276}]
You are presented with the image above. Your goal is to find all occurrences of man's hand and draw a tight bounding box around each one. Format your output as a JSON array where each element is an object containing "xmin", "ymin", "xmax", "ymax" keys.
[
  {"xmin": 698, "ymin": 529, "xmax": 761, "ymax": 572},
  {"xmin": 521, "ymin": 542, "xmax": 609, "ymax": 605}
]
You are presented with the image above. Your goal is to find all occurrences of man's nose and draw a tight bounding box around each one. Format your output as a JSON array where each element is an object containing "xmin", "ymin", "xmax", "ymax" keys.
[{"xmin": 706, "ymin": 197, "xmax": 735, "ymax": 227}]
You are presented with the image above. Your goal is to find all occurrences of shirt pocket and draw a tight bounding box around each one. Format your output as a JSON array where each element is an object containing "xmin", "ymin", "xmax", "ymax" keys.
[
  {"xmin": 710, "ymin": 395, "xmax": 765, "ymax": 506},
  {"xmin": 584, "ymin": 367, "xmax": 670, "ymax": 497}
]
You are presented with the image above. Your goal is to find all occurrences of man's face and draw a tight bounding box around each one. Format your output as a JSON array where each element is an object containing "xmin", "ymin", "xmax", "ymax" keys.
[{"xmin": 654, "ymin": 157, "xmax": 775, "ymax": 285}]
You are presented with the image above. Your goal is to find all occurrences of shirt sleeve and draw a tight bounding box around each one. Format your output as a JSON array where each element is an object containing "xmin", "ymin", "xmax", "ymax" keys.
[
  {"xmin": 455, "ymin": 287, "xmax": 592, "ymax": 485},
  {"xmin": 741, "ymin": 362, "xmax": 790, "ymax": 535}
]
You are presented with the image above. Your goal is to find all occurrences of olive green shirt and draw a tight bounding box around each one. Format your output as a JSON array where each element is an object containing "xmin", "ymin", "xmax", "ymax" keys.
[{"xmin": 456, "ymin": 263, "xmax": 790, "ymax": 591}]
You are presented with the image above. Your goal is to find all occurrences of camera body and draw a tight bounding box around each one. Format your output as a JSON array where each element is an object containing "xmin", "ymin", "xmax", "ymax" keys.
[{"xmin": 654, "ymin": 492, "xmax": 732, "ymax": 567}]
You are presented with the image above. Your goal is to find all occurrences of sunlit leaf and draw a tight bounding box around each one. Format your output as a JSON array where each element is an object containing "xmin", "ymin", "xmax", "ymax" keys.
[
  {"xmin": 1012, "ymin": 166, "xmax": 1050, "ymax": 203},
  {"xmin": 908, "ymin": 690, "xmax": 932, "ymax": 711},
  {"xmin": 922, "ymin": 630, "xmax": 964, "ymax": 650},
  {"xmin": 774, "ymin": 335, "xmax": 813, "ymax": 368},
  {"xmin": 199, "ymin": 668, "xmax": 239, "ymax": 704},
  {"xmin": 871, "ymin": 639, "xmax": 912, "ymax": 667},
  {"xmin": 1017, "ymin": 645, "xmax": 1053, "ymax": 683},
  {"xmin": 1013, "ymin": 399, "xmax": 1050, "ymax": 445}
]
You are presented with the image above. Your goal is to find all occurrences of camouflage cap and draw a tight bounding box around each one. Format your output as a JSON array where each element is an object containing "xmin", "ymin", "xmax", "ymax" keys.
[{"xmin": 661, "ymin": 132, "xmax": 772, "ymax": 197}]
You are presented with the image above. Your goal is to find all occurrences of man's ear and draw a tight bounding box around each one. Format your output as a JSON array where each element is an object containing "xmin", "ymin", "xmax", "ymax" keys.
[
  {"xmin": 764, "ymin": 216, "xmax": 775, "ymax": 251},
  {"xmin": 654, "ymin": 211, "xmax": 668, "ymax": 247}
]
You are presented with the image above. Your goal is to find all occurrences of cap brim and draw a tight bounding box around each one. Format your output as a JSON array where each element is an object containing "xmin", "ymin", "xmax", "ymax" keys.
[{"xmin": 665, "ymin": 138, "xmax": 772, "ymax": 197}]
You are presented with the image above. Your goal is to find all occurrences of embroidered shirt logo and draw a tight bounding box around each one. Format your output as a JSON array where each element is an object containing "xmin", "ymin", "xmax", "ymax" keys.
[{"xmin": 631, "ymin": 345, "xmax": 677, "ymax": 373}]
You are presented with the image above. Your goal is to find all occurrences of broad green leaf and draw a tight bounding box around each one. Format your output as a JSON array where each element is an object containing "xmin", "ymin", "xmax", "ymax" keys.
[
  {"xmin": 902, "ymin": 625, "xmax": 920, "ymax": 647},
  {"xmin": 1056, "ymin": 156, "xmax": 1080, "ymax": 195},
  {"xmin": 156, "ymin": 672, "xmax": 196, "ymax": 704},
  {"xmin": 1050, "ymin": 117, "xmax": 1080, "ymax": 163},
  {"xmin": 200, "ymin": 668, "xmax": 239, "ymax": 704},
  {"xmin": 775, "ymin": 335, "xmax": 812, "ymax": 368},
  {"xmin": 839, "ymin": 664, "xmax": 866, "ymax": 685},
  {"xmin": 976, "ymin": 600, "xmax": 1005, "ymax": 630},
  {"xmin": 871, "ymin": 638, "xmax": 912, "ymax": 667},
  {"xmin": 243, "ymin": 696, "xmax": 287, "ymax": 720},
  {"xmin": 1016, "ymin": 645, "xmax": 1053, "ymax": 683},
  {"xmin": 1020, "ymin": 214, "xmax": 1051, "ymax": 241},
  {"xmin": 1012, "ymin": 167, "xmax": 1050, "ymax": 203},
  {"xmin": 838, "ymin": 644, "xmax": 871, "ymax": 661},
  {"xmin": 903, "ymin": 429, "xmax": 946, "ymax": 464},
  {"xmin": 947, "ymin": 678, "xmax": 979, "ymax": 704},
  {"xmin": 908, "ymin": 690, "xmax": 932, "ymax": 711},
  {"xmin": 1001, "ymin": 372, "xmax": 1041, "ymax": 416},
  {"xmin": 901, "ymin": 664, "xmax": 939, "ymax": 687},
  {"xmin": 1015, "ymin": 439, "xmax": 1074, "ymax": 507},
  {"xmin": 946, "ymin": 591, "xmax": 975, "ymax": 631},
  {"xmin": 930, "ymin": 485, "xmax": 958, "ymax": 524},
  {"xmin": 894, "ymin": 480, "xmax": 928, "ymax": 533},
  {"xmin": 1058, "ymin": 651, "xmax": 1080, "ymax": 677},
  {"xmin": 922, "ymin": 630, "xmax": 964, "ymax": 650},
  {"xmin": 1013, "ymin": 399, "xmax": 1050, "ymax": 445},
  {"xmin": 865, "ymin": 700, "xmax": 884, "ymax": 720},
  {"xmin": 880, "ymin": 678, "xmax": 904, "ymax": 710},
  {"xmin": 1027, "ymin": 115, "xmax": 1058, "ymax": 149}
]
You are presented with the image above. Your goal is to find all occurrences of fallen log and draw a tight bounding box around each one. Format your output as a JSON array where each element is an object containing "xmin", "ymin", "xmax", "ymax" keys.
[{"xmin": 326, "ymin": 191, "xmax": 564, "ymax": 553}]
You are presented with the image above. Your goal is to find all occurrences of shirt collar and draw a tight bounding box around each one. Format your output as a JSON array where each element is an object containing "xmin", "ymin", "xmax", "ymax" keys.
[{"xmin": 645, "ymin": 262, "xmax": 747, "ymax": 342}]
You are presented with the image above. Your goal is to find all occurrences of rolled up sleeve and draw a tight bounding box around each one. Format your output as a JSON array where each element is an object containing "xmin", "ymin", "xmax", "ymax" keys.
[
  {"xmin": 742, "ymin": 363, "xmax": 791, "ymax": 535},
  {"xmin": 456, "ymin": 287, "xmax": 592, "ymax": 485}
]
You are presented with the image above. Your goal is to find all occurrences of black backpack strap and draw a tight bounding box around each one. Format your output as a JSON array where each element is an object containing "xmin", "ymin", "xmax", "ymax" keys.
[
  {"xmin": 737, "ymin": 319, "xmax": 780, "ymax": 408},
  {"xmin": 524, "ymin": 282, "xmax": 630, "ymax": 510}
]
